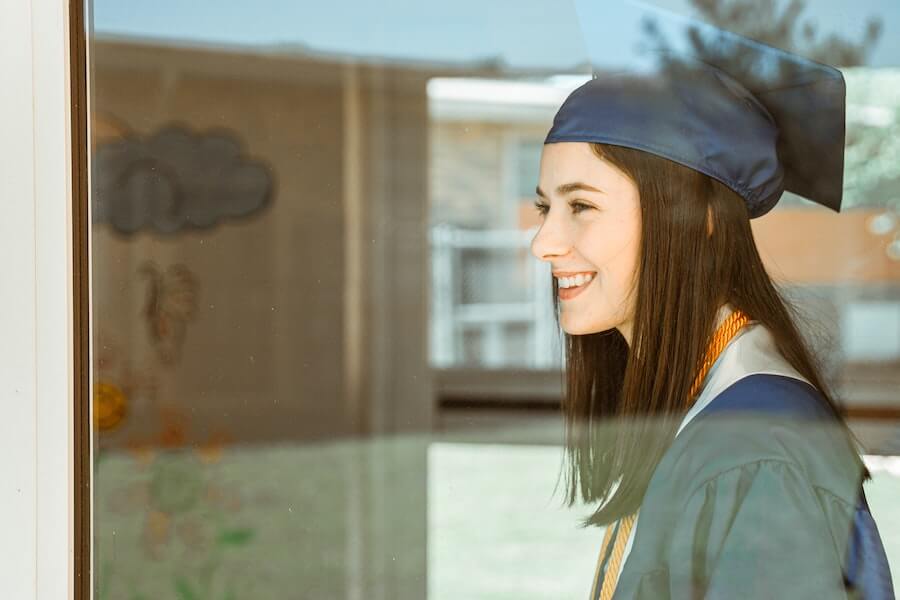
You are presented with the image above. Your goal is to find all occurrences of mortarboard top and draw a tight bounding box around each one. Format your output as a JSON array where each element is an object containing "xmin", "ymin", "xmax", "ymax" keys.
[{"xmin": 544, "ymin": 0, "xmax": 846, "ymax": 219}]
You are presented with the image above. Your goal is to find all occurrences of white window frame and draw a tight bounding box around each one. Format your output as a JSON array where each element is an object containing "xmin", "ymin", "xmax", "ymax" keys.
[{"xmin": 1, "ymin": 1, "xmax": 76, "ymax": 598}]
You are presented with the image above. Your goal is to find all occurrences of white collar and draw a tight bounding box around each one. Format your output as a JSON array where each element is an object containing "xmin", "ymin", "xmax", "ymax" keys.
[{"xmin": 675, "ymin": 304, "xmax": 812, "ymax": 437}]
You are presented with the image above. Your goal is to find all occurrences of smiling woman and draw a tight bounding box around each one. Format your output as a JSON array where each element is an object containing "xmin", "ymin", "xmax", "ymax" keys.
[
  {"xmin": 530, "ymin": 15, "xmax": 895, "ymax": 600},
  {"xmin": 532, "ymin": 143, "xmax": 642, "ymax": 339}
]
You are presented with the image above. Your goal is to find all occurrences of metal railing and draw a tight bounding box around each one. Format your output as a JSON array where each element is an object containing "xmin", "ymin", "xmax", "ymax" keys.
[{"xmin": 429, "ymin": 224, "xmax": 562, "ymax": 369}]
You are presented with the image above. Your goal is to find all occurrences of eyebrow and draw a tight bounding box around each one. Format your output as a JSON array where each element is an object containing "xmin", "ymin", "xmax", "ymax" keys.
[{"xmin": 535, "ymin": 182, "xmax": 605, "ymax": 198}]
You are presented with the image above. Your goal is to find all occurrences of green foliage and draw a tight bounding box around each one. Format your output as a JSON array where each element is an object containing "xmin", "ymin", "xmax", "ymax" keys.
[
  {"xmin": 843, "ymin": 69, "xmax": 900, "ymax": 210},
  {"xmin": 174, "ymin": 575, "xmax": 200, "ymax": 600},
  {"xmin": 217, "ymin": 528, "xmax": 255, "ymax": 547}
]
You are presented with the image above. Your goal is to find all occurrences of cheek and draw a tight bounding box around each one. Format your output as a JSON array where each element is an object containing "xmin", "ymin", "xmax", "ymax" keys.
[{"xmin": 580, "ymin": 220, "xmax": 641, "ymax": 278}]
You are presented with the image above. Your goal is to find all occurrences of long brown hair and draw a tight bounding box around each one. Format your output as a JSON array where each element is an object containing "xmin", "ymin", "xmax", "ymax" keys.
[{"xmin": 557, "ymin": 142, "xmax": 863, "ymax": 527}]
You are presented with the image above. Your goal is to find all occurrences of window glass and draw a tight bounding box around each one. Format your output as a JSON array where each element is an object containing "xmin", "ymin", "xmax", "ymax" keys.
[{"xmin": 88, "ymin": 1, "xmax": 900, "ymax": 597}]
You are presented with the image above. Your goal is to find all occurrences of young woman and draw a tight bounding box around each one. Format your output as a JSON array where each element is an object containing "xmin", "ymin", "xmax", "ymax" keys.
[{"xmin": 530, "ymin": 40, "xmax": 895, "ymax": 600}]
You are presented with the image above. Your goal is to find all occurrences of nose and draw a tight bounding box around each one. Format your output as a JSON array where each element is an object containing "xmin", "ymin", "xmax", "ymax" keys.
[{"xmin": 530, "ymin": 214, "xmax": 572, "ymax": 262}]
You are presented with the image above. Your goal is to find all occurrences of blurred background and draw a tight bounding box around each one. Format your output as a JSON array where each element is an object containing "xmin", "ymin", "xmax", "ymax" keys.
[{"xmin": 88, "ymin": 0, "xmax": 900, "ymax": 598}]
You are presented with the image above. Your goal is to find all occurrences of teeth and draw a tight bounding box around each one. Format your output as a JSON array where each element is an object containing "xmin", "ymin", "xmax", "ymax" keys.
[{"xmin": 558, "ymin": 273, "xmax": 593, "ymax": 288}]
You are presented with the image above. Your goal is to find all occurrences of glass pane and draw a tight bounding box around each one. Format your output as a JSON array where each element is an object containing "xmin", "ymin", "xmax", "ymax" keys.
[{"xmin": 88, "ymin": 1, "xmax": 900, "ymax": 598}]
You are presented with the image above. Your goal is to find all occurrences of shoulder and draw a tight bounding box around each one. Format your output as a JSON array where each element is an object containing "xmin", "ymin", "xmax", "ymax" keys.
[
  {"xmin": 698, "ymin": 372, "xmax": 831, "ymax": 419},
  {"xmin": 620, "ymin": 374, "xmax": 868, "ymax": 597},
  {"xmin": 650, "ymin": 374, "xmax": 863, "ymax": 509}
]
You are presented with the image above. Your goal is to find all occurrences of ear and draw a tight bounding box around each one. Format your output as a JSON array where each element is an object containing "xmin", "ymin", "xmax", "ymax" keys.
[{"xmin": 706, "ymin": 205, "xmax": 714, "ymax": 238}]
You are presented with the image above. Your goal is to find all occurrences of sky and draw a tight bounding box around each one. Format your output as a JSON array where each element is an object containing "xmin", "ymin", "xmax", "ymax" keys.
[{"xmin": 90, "ymin": 0, "xmax": 900, "ymax": 71}]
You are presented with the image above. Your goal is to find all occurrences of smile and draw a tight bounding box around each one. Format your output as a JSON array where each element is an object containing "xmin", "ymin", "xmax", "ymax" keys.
[{"xmin": 556, "ymin": 272, "xmax": 595, "ymax": 300}]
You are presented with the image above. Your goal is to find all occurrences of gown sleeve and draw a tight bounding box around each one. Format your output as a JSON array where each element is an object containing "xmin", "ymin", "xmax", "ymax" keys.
[{"xmin": 664, "ymin": 458, "xmax": 852, "ymax": 600}]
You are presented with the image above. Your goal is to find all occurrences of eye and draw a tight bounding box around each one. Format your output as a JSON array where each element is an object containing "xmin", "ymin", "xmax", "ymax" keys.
[
  {"xmin": 569, "ymin": 201, "xmax": 593, "ymax": 214},
  {"xmin": 533, "ymin": 200, "xmax": 549, "ymax": 216}
]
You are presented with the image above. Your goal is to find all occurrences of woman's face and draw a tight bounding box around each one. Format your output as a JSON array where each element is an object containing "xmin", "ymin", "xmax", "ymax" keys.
[{"xmin": 530, "ymin": 142, "xmax": 642, "ymax": 343}]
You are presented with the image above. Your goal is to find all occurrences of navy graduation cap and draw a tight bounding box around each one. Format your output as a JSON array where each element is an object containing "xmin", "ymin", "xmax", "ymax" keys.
[{"xmin": 545, "ymin": 0, "xmax": 846, "ymax": 219}]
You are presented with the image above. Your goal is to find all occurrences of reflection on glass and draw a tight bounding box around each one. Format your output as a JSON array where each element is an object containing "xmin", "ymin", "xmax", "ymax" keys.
[{"xmin": 88, "ymin": 0, "xmax": 899, "ymax": 598}]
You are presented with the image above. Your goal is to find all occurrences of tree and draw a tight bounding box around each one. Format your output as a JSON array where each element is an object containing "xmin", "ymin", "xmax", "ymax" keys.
[{"xmin": 686, "ymin": 0, "xmax": 881, "ymax": 67}]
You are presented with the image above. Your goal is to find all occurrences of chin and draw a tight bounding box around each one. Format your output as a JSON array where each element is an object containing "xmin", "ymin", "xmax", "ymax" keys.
[{"xmin": 560, "ymin": 316, "xmax": 617, "ymax": 336}]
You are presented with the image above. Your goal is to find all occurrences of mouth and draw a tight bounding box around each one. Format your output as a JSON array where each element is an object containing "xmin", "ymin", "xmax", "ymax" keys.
[{"xmin": 555, "ymin": 272, "xmax": 596, "ymax": 301}]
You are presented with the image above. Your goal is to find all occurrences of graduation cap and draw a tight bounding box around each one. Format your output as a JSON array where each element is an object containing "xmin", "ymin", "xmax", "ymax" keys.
[{"xmin": 544, "ymin": 0, "xmax": 846, "ymax": 219}]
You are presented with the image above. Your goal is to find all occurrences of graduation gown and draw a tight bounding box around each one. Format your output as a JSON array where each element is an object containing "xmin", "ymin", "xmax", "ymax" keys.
[{"xmin": 597, "ymin": 309, "xmax": 895, "ymax": 599}]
